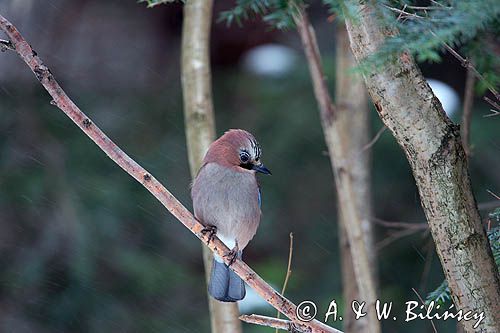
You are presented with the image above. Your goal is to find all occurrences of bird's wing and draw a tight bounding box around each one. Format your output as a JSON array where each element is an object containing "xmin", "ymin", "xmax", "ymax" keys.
[{"xmin": 258, "ymin": 186, "xmax": 262, "ymax": 208}]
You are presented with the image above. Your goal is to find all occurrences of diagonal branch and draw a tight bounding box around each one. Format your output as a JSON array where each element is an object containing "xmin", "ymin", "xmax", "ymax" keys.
[
  {"xmin": 0, "ymin": 14, "xmax": 339, "ymax": 333},
  {"xmin": 483, "ymin": 96, "xmax": 500, "ymax": 116},
  {"xmin": 433, "ymin": 32, "xmax": 500, "ymax": 103},
  {"xmin": 240, "ymin": 314, "xmax": 304, "ymax": 332}
]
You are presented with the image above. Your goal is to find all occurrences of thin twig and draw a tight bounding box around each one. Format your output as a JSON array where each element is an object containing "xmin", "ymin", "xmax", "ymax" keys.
[
  {"xmin": 429, "ymin": 31, "xmax": 500, "ymax": 103},
  {"xmin": 483, "ymin": 97, "xmax": 500, "ymax": 116},
  {"xmin": 293, "ymin": 4, "xmax": 336, "ymax": 123},
  {"xmin": 383, "ymin": 4, "xmax": 426, "ymax": 19},
  {"xmin": 418, "ymin": 240, "xmax": 435, "ymax": 292},
  {"xmin": 484, "ymin": 96, "xmax": 500, "ymax": 110},
  {"xmin": 281, "ymin": 232, "xmax": 294, "ymax": 296},
  {"xmin": 483, "ymin": 109, "xmax": 500, "ymax": 118},
  {"xmin": 276, "ymin": 232, "xmax": 294, "ymax": 333},
  {"xmin": 430, "ymin": 0, "xmax": 445, "ymax": 7},
  {"xmin": 397, "ymin": 4, "xmax": 408, "ymax": 22},
  {"xmin": 240, "ymin": 314, "xmax": 303, "ymax": 332},
  {"xmin": 0, "ymin": 14, "xmax": 340, "ymax": 333},
  {"xmin": 376, "ymin": 228, "xmax": 427, "ymax": 251},
  {"xmin": 411, "ymin": 288, "xmax": 438, "ymax": 333},
  {"xmin": 404, "ymin": 5, "xmax": 452, "ymax": 11},
  {"xmin": 478, "ymin": 200, "xmax": 500, "ymax": 211},
  {"xmin": 486, "ymin": 189, "xmax": 500, "ymax": 201},
  {"xmin": 372, "ymin": 217, "xmax": 428, "ymax": 230},
  {"xmin": 359, "ymin": 125, "xmax": 387, "ymax": 153},
  {"xmin": 341, "ymin": 125, "xmax": 385, "ymax": 166}
]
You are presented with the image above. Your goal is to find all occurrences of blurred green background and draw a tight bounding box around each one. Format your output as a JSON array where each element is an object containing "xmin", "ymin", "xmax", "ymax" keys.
[{"xmin": 0, "ymin": 1, "xmax": 498, "ymax": 332}]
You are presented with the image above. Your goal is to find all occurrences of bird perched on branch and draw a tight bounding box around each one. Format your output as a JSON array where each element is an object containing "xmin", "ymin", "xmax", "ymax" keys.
[{"xmin": 191, "ymin": 129, "xmax": 271, "ymax": 302}]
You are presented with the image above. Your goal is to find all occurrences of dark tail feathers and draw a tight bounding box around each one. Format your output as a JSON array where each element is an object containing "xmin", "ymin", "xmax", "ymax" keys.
[{"xmin": 208, "ymin": 259, "xmax": 245, "ymax": 302}]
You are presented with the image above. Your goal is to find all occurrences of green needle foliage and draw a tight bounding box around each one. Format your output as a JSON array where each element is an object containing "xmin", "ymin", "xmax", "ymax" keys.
[
  {"xmin": 376, "ymin": 1, "xmax": 500, "ymax": 62},
  {"xmin": 218, "ymin": 0, "xmax": 301, "ymax": 29},
  {"xmin": 425, "ymin": 280, "xmax": 451, "ymax": 306},
  {"xmin": 371, "ymin": 1, "xmax": 500, "ymax": 92}
]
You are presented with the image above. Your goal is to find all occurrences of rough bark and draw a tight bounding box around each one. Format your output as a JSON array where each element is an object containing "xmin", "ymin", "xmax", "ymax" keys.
[
  {"xmin": 295, "ymin": 10, "xmax": 380, "ymax": 333},
  {"xmin": 181, "ymin": 1, "xmax": 242, "ymax": 332},
  {"xmin": 344, "ymin": 2, "xmax": 500, "ymax": 332},
  {"xmin": 0, "ymin": 13, "xmax": 340, "ymax": 333},
  {"xmin": 335, "ymin": 24, "xmax": 374, "ymax": 333}
]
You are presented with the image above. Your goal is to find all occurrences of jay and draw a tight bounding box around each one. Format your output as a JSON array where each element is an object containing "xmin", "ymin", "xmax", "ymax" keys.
[{"xmin": 191, "ymin": 129, "xmax": 271, "ymax": 302}]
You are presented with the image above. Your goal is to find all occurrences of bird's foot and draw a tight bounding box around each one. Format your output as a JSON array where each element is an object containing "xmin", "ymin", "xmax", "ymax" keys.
[
  {"xmin": 201, "ymin": 225, "xmax": 217, "ymax": 244},
  {"xmin": 224, "ymin": 241, "xmax": 239, "ymax": 266}
]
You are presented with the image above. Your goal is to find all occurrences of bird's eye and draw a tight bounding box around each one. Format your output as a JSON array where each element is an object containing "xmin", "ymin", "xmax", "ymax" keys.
[{"xmin": 240, "ymin": 152, "xmax": 250, "ymax": 163}]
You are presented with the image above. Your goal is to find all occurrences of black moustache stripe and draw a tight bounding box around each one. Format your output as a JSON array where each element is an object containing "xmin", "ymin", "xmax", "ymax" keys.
[{"xmin": 240, "ymin": 162, "xmax": 253, "ymax": 170}]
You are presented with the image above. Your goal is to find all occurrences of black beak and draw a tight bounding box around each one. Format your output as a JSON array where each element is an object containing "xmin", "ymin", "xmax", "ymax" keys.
[{"xmin": 253, "ymin": 163, "xmax": 272, "ymax": 175}]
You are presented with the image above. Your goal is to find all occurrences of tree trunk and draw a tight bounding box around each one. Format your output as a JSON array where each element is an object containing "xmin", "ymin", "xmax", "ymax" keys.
[
  {"xmin": 295, "ymin": 10, "xmax": 380, "ymax": 333},
  {"xmin": 181, "ymin": 1, "xmax": 242, "ymax": 332},
  {"xmin": 343, "ymin": 2, "xmax": 500, "ymax": 332},
  {"xmin": 335, "ymin": 24, "xmax": 374, "ymax": 333}
]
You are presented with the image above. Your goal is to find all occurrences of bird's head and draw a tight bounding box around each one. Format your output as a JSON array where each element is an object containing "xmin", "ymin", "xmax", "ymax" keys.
[{"xmin": 204, "ymin": 129, "xmax": 271, "ymax": 175}]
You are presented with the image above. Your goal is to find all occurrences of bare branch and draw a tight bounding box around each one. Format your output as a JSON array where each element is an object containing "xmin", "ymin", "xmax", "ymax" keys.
[
  {"xmin": 418, "ymin": 240, "xmax": 435, "ymax": 292},
  {"xmin": 359, "ymin": 125, "xmax": 386, "ymax": 153},
  {"xmin": 486, "ymin": 189, "xmax": 500, "ymax": 201},
  {"xmin": 483, "ymin": 97, "xmax": 500, "ymax": 117},
  {"xmin": 483, "ymin": 109, "xmax": 500, "ymax": 118},
  {"xmin": 294, "ymin": 7, "xmax": 380, "ymax": 333},
  {"xmin": 411, "ymin": 288, "xmax": 438, "ymax": 333},
  {"xmin": 372, "ymin": 217, "xmax": 428, "ymax": 230},
  {"xmin": 293, "ymin": 6, "xmax": 336, "ymax": 122},
  {"xmin": 382, "ymin": 4, "xmax": 426, "ymax": 20},
  {"xmin": 376, "ymin": 228, "xmax": 428, "ymax": 251},
  {"xmin": 484, "ymin": 96, "xmax": 500, "ymax": 110},
  {"xmin": 404, "ymin": 5, "xmax": 452, "ymax": 11},
  {"xmin": 478, "ymin": 200, "xmax": 500, "ymax": 211},
  {"xmin": 0, "ymin": 14, "xmax": 339, "ymax": 333},
  {"xmin": 240, "ymin": 314, "xmax": 303, "ymax": 332},
  {"xmin": 430, "ymin": 0, "xmax": 446, "ymax": 7},
  {"xmin": 429, "ymin": 31, "xmax": 500, "ymax": 103},
  {"xmin": 281, "ymin": 232, "xmax": 294, "ymax": 296},
  {"xmin": 374, "ymin": 216, "xmax": 430, "ymax": 250}
]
